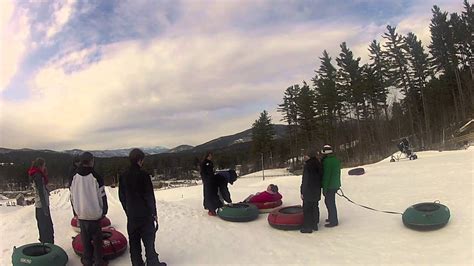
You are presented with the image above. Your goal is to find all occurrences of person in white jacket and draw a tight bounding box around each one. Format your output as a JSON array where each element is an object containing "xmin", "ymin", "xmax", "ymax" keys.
[{"xmin": 70, "ymin": 152, "xmax": 108, "ymax": 266}]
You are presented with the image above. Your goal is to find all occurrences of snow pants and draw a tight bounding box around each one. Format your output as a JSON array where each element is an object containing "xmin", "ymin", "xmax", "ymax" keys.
[
  {"xmin": 35, "ymin": 207, "xmax": 54, "ymax": 244},
  {"xmin": 79, "ymin": 219, "xmax": 104, "ymax": 266},
  {"xmin": 302, "ymin": 200, "xmax": 320, "ymax": 230},
  {"xmin": 127, "ymin": 216, "xmax": 160, "ymax": 266}
]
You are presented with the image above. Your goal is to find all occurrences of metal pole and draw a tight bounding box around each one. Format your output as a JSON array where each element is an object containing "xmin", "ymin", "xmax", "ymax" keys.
[
  {"xmin": 270, "ymin": 151, "xmax": 273, "ymax": 168},
  {"xmin": 261, "ymin": 153, "xmax": 265, "ymax": 181}
]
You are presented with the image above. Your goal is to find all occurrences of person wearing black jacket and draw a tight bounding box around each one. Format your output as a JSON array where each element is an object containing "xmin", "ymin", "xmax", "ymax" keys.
[
  {"xmin": 119, "ymin": 148, "xmax": 166, "ymax": 266},
  {"xmin": 200, "ymin": 152, "xmax": 219, "ymax": 216},
  {"xmin": 300, "ymin": 148, "xmax": 323, "ymax": 233}
]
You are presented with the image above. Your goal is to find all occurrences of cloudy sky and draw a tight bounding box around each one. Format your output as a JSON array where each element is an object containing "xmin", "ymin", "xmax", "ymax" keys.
[{"xmin": 0, "ymin": 0, "xmax": 463, "ymax": 150}]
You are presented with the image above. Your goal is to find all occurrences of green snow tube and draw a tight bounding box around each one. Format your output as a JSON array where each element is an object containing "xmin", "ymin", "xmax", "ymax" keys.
[
  {"xmin": 402, "ymin": 202, "xmax": 450, "ymax": 231},
  {"xmin": 12, "ymin": 243, "xmax": 68, "ymax": 266},
  {"xmin": 217, "ymin": 203, "xmax": 259, "ymax": 222}
]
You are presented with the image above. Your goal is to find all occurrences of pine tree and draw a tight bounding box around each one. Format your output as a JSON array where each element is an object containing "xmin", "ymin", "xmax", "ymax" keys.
[
  {"xmin": 312, "ymin": 50, "xmax": 342, "ymax": 146},
  {"xmin": 429, "ymin": 6, "xmax": 466, "ymax": 121},
  {"xmin": 383, "ymin": 25, "xmax": 418, "ymax": 140},
  {"xmin": 277, "ymin": 85, "xmax": 301, "ymax": 163},
  {"xmin": 405, "ymin": 32, "xmax": 433, "ymax": 145},
  {"xmin": 336, "ymin": 42, "xmax": 364, "ymax": 150},
  {"xmin": 296, "ymin": 81, "xmax": 318, "ymax": 148},
  {"xmin": 462, "ymin": 0, "xmax": 473, "ymax": 80},
  {"xmin": 368, "ymin": 40, "xmax": 391, "ymax": 120},
  {"xmin": 251, "ymin": 110, "xmax": 275, "ymax": 157}
]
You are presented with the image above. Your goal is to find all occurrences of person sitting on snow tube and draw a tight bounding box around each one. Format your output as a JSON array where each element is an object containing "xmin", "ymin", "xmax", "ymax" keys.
[{"xmin": 244, "ymin": 184, "xmax": 282, "ymax": 208}]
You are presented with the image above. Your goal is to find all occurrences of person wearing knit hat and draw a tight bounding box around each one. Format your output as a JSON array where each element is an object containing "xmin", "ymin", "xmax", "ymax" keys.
[
  {"xmin": 321, "ymin": 144, "xmax": 333, "ymax": 154},
  {"xmin": 321, "ymin": 144, "xmax": 341, "ymax": 227}
]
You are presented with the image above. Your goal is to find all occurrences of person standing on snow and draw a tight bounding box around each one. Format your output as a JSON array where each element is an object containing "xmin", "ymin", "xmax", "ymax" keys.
[
  {"xmin": 29, "ymin": 157, "xmax": 54, "ymax": 244},
  {"xmin": 300, "ymin": 148, "xmax": 323, "ymax": 233},
  {"xmin": 200, "ymin": 151, "xmax": 219, "ymax": 216},
  {"xmin": 321, "ymin": 144, "xmax": 341, "ymax": 228},
  {"xmin": 119, "ymin": 148, "xmax": 166, "ymax": 266},
  {"xmin": 70, "ymin": 152, "xmax": 108, "ymax": 266}
]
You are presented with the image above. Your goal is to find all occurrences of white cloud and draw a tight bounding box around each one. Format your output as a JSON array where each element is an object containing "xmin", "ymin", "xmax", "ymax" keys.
[
  {"xmin": 45, "ymin": 0, "xmax": 76, "ymax": 39},
  {"xmin": 1, "ymin": 21, "xmax": 361, "ymax": 149},
  {"xmin": 0, "ymin": 0, "xmax": 30, "ymax": 92},
  {"xmin": 1, "ymin": 0, "xmax": 467, "ymax": 150}
]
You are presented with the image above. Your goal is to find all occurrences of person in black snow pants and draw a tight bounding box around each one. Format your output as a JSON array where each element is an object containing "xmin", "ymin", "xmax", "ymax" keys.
[
  {"xmin": 200, "ymin": 151, "xmax": 219, "ymax": 216},
  {"xmin": 300, "ymin": 148, "xmax": 323, "ymax": 233},
  {"xmin": 70, "ymin": 152, "xmax": 108, "ymax": 266},
  {"xmin": 28, "ymin": 157, "xmax": 54, "ymax": 244},
  {"xmin": 119, "ymin": 148, "xmax": 167, "ymax": 266}
]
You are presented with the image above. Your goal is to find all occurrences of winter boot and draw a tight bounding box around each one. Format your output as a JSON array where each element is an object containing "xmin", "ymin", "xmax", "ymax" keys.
[
  {"xmin": 324, "ymin": 222, "xmax": 338, "ymax": 228},
  {"xmin": 300, "ymin": 228, "xmax": 313, "ymax": 233}
]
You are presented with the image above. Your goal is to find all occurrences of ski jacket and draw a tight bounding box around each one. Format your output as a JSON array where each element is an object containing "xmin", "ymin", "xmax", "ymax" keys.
[
  {"xmin": 29, "ymin": 169, "xmax": 49, "ymax": 209},
  {"xmin": 248, "ymin": 191, "xmax": 282, "ymax": 203},
  {"xmin": 119, "ymin": 164, "xmax": 157, "ymax": 219},
  {"xmin": 322, "ymin": 154, "xmax": 341, "ymax": 192},
  {"xmin": 70, "ymin": 166, "xmax": 108, "ymax": 220},
  {"xmin": 300, "ymin": 157, "xmax": 323, "ymax": 202},
  {"xmin": 200, "ymin": 159, "xmax": 214, "ymax": 182}
]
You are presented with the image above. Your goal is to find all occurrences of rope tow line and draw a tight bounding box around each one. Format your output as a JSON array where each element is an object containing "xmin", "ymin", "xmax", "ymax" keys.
[{"xmin": 337, "ymin": 188, "xmax": 403, "ymax": 215}]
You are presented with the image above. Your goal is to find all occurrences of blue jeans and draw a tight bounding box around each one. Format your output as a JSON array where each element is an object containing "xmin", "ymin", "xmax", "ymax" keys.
[{"xmin": 324, "ymin": 189, "xmax": 338, "ymax": 224}]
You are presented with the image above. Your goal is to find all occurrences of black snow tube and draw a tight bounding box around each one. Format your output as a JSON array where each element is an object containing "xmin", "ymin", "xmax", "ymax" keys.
[
  {"xmin": 348, "ymin": 168, "xmax": 365, "ymax": 175},
  {"xmin": 12, "ymin": 243, "xmax": 68, "ymax": 266},
  {"xmin": 267, "ymin": 205, "xmax": 304, "ymax": 230},
  {"xmin": 217, "ymin": 203, "xmax": 259, "ymax": 222}
]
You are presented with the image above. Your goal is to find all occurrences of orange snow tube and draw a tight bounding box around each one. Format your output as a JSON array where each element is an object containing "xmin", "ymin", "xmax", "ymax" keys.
[
  {"xmin": 267, "ymin": 205, "xmax": 304, "ymax": 230},
  {"xmin": 72, "ymin": 227, "xmax": 127, "ymax": 260},
  {"xmin": 71, "ymin": 216, "xmax": 111, "ymax": 232}
]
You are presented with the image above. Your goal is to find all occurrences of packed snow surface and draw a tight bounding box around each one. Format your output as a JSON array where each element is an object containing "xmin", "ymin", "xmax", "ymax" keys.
[{"xmin": 1, "ymin": 148, "xmax": 473, "ymax": 265}]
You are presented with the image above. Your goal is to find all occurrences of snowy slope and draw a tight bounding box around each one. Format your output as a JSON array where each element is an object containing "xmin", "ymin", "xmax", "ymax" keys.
[{"xmin": 1, "ymin": 149, "xmax": 473, "ymax": 265}]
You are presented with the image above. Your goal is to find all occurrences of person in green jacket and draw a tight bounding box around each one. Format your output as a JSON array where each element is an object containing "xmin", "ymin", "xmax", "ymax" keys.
[{"xmin": 321, "ymin": 145, "xmax": 341, "ymax": 227}]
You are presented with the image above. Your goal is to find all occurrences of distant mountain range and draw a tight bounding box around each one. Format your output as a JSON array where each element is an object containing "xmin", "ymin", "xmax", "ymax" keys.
[
  {"xmin": 63, "ymin": 146, "xmax": 170, "ymax": 158},
  {"xmin": 1, "ymin": 124, "xmax": 288, "ymax": 158}
]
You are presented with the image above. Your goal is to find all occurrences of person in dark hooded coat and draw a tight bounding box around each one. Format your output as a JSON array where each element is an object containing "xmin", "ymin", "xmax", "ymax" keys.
[
  {"xmin": 200, "ymin": 152, "xmax": 219, "ymax": 216},
  {"xmin": 300, "ymin": 148, "xmax": 323, "ymax": 233}
]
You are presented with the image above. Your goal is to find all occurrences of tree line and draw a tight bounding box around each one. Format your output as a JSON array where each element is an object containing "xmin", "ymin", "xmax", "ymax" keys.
[{"xmin": 253, "ymin": 1, "xmax": 473, "ymax": 166}]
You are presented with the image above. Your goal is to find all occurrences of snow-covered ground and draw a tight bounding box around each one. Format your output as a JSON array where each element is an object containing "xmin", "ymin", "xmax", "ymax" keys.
[{"xmin": 1, "ymin": 148, "xmax": 473, "ymax": 265}]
